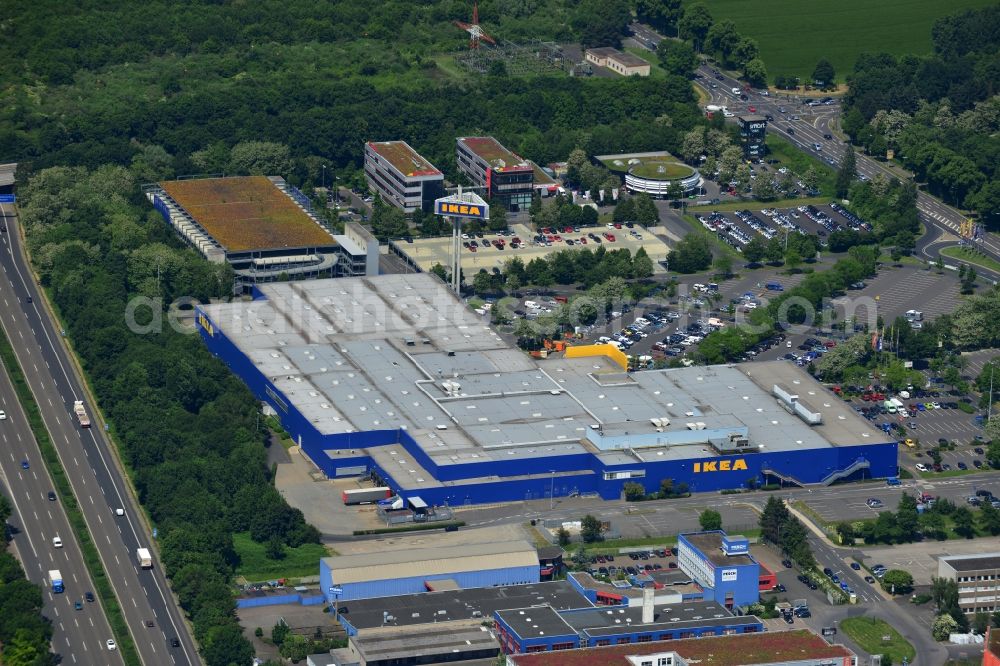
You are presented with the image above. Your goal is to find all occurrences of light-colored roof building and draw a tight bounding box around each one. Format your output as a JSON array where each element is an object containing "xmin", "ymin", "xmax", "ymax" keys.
[
  {"xmin": 323, "ymin": 541, "xmax": 538, "ymax": 585},
  {"xmin": 585, "ymin": 47, "xmax": 650, "ymax": 77}
]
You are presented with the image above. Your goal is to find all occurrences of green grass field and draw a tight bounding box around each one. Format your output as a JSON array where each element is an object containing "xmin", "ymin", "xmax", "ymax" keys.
[
  {"xmin": 765, "ymin": 135, "xmax": 837, "ymax": 197},
  {"xmin": 940, "ymin": 246, "xmax": 1000, "ymax": 274},
  {"xmin": 233, "ymin": 532, "xmax": 330, "ymax": 582},
  {"xmin": 688, "ymin": 0, "xmax": 995, "ymax": 82},
  {"xmin": 631, "ymin": 161, "xmax": 695, "ymax": 179},
  {"xmin": 840, "ymin": 617, "xmax": 915, "ymax": 664}
]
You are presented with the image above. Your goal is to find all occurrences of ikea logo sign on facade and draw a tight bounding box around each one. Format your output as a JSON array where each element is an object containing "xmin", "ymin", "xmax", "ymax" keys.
[
  {"xmin": 435, "ymin": 201, "xmax": 489, "ymax": 220},
  {"xmin": 196, "ymin": 312, "xmax": 215, "ymax": 337},
  {"xmin": 693, "ymin": 458, "xmax": 748, "ymax": 473}
]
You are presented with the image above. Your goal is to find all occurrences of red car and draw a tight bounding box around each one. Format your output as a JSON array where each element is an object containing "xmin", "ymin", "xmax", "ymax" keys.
[
  {"xmin": 748, "ymin": 105, "xmax": 757, "ymax": 113},
  {"xmin": 824, "ymin": 341, "xmax": 837, "ymax": 348},
  {"xmin": 604, "ymin": 233, "xmax": 616, "ymax": 242}
]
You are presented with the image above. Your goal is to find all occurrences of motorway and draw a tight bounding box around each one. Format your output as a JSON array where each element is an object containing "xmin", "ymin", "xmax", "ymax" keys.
[
  {"xmin": 629, "ymin": 23, "xmax": 1000, "ymax": 265},
  {"xmin": 0, "ymin": 204, "xmax": 199, "ymax": 665},
  {"xmin": 0, "ymin": 362, "xmax": 123, "ymax": 664}
]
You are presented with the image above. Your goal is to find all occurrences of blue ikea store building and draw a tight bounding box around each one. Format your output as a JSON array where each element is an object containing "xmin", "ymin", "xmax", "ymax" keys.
[{"xmin": 194, "ymin": 275, "xmax": 897, "ymax": 507}]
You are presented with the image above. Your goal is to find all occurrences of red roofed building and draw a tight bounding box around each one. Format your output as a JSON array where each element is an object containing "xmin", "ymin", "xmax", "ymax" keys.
[
  {"xmin": 364, "ymin": 141, "xmax": 445, "ymax": 213},
  {"xmin": 505, "ymin": 629, "xmax": 855, "ymax": 666},
  {"xmin": 456, "ymin": 136, "xmax": 536, "ymax": 212}
]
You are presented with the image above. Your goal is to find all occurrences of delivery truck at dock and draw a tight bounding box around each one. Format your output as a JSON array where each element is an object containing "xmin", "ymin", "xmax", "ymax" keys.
[
  {"xmin": 49, "ymin": 569, "xmax": 64, "ymax": 593},
  {"xmin": 137, "ymin": 548, "xmax": 153, "ymax": 569},
  {"xmin": 341, "ymin": 487, "xmax": 392, "ymax": 505}
]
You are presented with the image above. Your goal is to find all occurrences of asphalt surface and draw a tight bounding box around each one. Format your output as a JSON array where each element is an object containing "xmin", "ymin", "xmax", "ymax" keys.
[
  {"xmin": 0, "ymin": 362, "xmax": 123, "ymax": 665},
  {"xmin": 629, "ymin": 23, "xmax": 1000, "ymax": 270},
  {"xmin": 0, "ymin": 205, "xmax": 198, "ymax": 665}
]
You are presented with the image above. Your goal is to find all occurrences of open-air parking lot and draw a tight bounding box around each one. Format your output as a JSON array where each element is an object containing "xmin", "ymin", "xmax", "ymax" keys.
[
  {"xmin": 395, "ymin": 220, "xmax": 674, "ymax": 276},
  {"xmin": 696, "ymin": 202, "xmax": 872, "ymax": 253},
  {"xmin": 831, "ymin": 266, "xmax": 960, "ymax": 324}
]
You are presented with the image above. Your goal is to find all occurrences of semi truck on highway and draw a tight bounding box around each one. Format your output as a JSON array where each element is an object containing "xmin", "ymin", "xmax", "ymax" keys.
[
  {"xmin": 49, "ymin": 569, "xmax": 64, "ymax": 593},
  {"xmin": 341, "ymin": 487, "xmax": 392, "ymax": 505},
  {"xmin": 137, "ymin": 548, "xmax": 153, "ymax": 569},
  {"xmin": 73, "ymin": 400, "xmax": 91, "ymax": 427}
]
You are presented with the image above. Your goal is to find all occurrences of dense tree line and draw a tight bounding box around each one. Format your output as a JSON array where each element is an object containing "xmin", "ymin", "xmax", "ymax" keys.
[
  {"xmin": 0, "ymin": 497, "xmax": 56, "ymax": 665},
  {"xmin": 696, "ymin": 247, "xmax": 880, "ymax": 364},
  {"xmin": 17, "ymin": 165, "xmax": 322, "ymax": 666},
  {"xmin": 472, "ymin": 245, "xmax": 655, "ymax": 296},
  {"xmin": 0, "ymin": 1, "xmax": 702, "ymax": 188},
  {"xmin": 759, "ymin": 496, "xmax": 815, "ymax": 569},
  {"xmin": 0, "ymin": 0, "xmax": 613, "ymax": 88},
  {"xmin": 841, "ymin": 5, "xmax": 1000, "ymax": 225}
]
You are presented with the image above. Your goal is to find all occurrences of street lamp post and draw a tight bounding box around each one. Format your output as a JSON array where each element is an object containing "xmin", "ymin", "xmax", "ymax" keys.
[
  {"xmin": 550, "ymin": 470, "xmax": 555, "ymax": 510},
  {"xmin": 321, "ymin": 164, "xmax": 327, "ymax": 193}
]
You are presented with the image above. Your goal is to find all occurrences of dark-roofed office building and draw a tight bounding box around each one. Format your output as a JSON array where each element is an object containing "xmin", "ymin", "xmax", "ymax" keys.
[
  {"xmin": 495, "ymin": 599, "xmax": 763, "ymax": 653},
  {"xmin": 939, "ymin": 553, "xmax": 1000, "ymax": 614},
  {"xmin": 335, "ymin": 581, "xmax": 589, "ymax": 635},
  {"xmin": 364, "ymin": 141, "xmax": 445, "ymax": 213}
]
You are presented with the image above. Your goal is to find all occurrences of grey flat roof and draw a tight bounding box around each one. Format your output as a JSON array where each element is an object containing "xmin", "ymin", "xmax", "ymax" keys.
[
  {"xmin": 0, "ymin": 163, "xmax": 15, "ymax": 188},
  {"xmin": 341, "ymin": 581, "xmax": 590, "ymax": 630},
  {"xmin": 610, "ymin": 51, "xmax": 650, "ymax": 68},
  {"xmin": 200, "ymin": 275, "xmax": 886, "ymax": 491},
  {"xmin": 563, "ymin": 600, "xmax": 741, "ymax": 636},
  {"xmin": 683, "ymin": 533, "xmax": 755, "ymax": 567},
  {"xmin": 352, "ymin": 624, "xmax": 497, "ymax": 661},
  {"xmin": 496, "ymin": 605, "xmax": 577, "ymax": 639},
  {"xmin": 942, "ymin": 554, "xmax": 1000, "ymax": 572}
]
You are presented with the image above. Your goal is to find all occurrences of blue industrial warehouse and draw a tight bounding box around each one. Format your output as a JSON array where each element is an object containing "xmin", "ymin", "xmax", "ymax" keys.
[
  {"xmin": 195, "ymin": 274, "xmax": 898, "ymax": 506},
  {"xmin": 319, "ymin": 540, "xmax": 540, "ymax": 602}
]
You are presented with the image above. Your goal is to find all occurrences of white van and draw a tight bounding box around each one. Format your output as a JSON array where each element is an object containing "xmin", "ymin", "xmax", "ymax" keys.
[
  {"xmin": 523, "ymin": 301, "xmax": 539, "ymax": 310},
  {"xmin": 732, "ymin": 87, "xmax": 741, "ymax": 95}
]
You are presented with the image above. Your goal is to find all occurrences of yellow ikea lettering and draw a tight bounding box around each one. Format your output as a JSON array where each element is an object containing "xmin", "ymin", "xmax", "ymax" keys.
[
  {"xmin": 694, "ymin": 459, "xmax": 748, "ymax": 473},
  {"xmin": 438, "ymin": 203, "xmax": 481, "ymax": 217}
]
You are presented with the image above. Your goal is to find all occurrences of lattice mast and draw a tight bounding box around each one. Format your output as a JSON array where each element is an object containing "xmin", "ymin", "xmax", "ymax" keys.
[{"xmin": 454, "ymin": 2, "xmax": 495, "ymax": 50}]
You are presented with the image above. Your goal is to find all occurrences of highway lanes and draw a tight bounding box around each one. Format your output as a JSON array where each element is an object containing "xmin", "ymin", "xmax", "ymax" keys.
[
  {"xmin": 0, "ymin": 205, "xmax": 199, "ymax": 665},
  {"xmin": 0, "ymin": 361, "xmax": 123, "ymax": 665}
]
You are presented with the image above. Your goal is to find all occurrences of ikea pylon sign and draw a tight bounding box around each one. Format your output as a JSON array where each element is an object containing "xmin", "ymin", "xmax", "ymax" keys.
[
  {"xmin": 435, "ymin": 200, "xmax": 489, "ymax": 219},
  {"xmin": 435, "ymin": 193, "xmax": 490, "ymax": 220}
]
